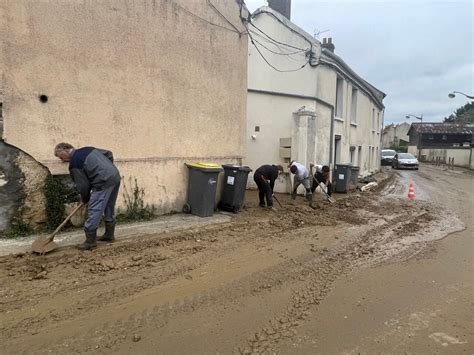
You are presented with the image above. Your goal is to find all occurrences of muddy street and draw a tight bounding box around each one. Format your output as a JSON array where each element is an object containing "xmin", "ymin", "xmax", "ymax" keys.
[{"xmin": 0, "ymin": 165, "xmax": 472, "ymax": 354}]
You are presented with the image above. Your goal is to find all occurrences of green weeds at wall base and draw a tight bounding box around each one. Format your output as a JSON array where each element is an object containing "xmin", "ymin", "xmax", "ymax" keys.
[
  {"xmin": 3, "ymin": 217, "xmax": 34, "ymax": 239},
  {"xmin": 43, "ymin": 175, "xmax": 79, "ymax": 230},
  {"xmin": 117, "ymin": 177, "xmax": 155, "ymax": 222}
]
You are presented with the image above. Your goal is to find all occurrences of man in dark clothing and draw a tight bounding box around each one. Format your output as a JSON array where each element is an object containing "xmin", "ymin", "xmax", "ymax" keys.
[
  {"xmin": 311, "ymin": 164, "xmax": 333, "ymax": 198},
  {"xmin": 54, "ymin": 143, "xmax": 121, "ymax": 250},
  {"xmin": 253, "ymin": 164, "xmax": 283, "ymax": 210}
]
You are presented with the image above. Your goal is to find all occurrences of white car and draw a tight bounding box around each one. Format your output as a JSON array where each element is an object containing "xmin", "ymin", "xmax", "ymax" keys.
[{"xmin": 392, "ymin": 153, "xmax": 419, "ymax": 170}]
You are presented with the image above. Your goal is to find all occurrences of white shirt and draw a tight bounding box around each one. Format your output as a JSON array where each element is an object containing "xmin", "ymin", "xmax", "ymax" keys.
[{"xmin": 290, "ymin": 162, "xmax": 309, "ymax": 180}]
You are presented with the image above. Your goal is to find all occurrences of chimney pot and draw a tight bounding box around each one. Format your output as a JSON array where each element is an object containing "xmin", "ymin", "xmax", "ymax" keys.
[{"xmin": 322, "ymin": 37, "xmax": 335, "ymax": 53}]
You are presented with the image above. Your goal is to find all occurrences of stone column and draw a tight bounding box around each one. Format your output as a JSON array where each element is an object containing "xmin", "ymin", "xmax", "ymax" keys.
[{"xmin": 291, "ymin": 106, "xmax": 317, "ymax": 168}]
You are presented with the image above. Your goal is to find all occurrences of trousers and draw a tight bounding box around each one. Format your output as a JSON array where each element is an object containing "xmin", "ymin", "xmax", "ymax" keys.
[
  {"xmin": 84, "ymin": 179, "xmax": 121, "ymax": 231},
  {"xmin": 254, "ymin": 173, "xmax": 273, "ymax": 207}
]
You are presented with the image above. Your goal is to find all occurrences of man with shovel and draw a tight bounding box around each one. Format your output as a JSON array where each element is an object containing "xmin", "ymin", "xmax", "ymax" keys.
[
  {"xmin": 310, "ymin": 164, "xmax": 333, "ymax": 199},
  {"xmin": 253, "ymin": 164, "xmax": 284, "ymax": 211},
  {"xmin": 288, "ymin": 161, "xmax": 313, "ymax": 206},
  {"xmin": 54, "ymin": 143, "xmax": 121, "ymax": 250}
]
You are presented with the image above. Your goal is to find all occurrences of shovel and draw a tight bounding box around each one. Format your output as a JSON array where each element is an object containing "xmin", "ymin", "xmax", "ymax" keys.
[
  {"xmin": 32, "ymin": 202, "xmax": 85, "ymax": 255},
  {"xmin": 272, "ymin": 194, "xmax": 283, "ymax": 208},
  {"xmin": 260, "ymin": 175, "xmax": 283, "ymax": 208},
  {"xmin": 312, "ymin": 176, "xmax": 335, "ymax": 203}
]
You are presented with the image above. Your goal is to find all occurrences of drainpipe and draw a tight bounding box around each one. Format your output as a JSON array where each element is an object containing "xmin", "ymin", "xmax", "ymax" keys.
[
  {"xmin": 469, "ymin": 144, "xmax": 473, "ymax": 169},
  {"xmin": 328, "ymin": 105, "xmax": 335, "ymax": 168},
  {"xmin": 379, "ymin": 109, "xmax": 385, "ymax": 170}
]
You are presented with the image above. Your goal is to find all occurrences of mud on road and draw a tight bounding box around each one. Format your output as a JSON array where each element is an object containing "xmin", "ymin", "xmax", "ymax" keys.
[{"xmin": 0, "ymin": 172, "xmax": 464, "ymax": 354}]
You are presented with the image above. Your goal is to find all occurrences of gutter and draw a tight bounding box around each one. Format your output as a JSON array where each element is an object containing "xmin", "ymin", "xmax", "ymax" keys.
[
  {"xmin": 321, "ymin": 49, "xmax": 386, "ymax": 111},
  {"xmin": 247, "ymin": 88, "xmax": 335, "ymax": 166}
]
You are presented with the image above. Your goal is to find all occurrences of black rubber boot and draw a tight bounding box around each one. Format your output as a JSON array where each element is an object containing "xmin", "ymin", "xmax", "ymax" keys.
[
  {"xmin": 291, "ymin": 190, "xmax": 297, "ymax": 200},
  {"xmin": 79, "ymin": 229, "xmax": 97, "ymax": 250},
  {"xmin": 98, "ymin": 222, "xmax": 115, "ymax": 242}
]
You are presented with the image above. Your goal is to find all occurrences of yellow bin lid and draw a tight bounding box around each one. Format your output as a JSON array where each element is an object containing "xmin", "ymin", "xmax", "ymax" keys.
[{"xmin": 185, "ymin": 162, "xmax": 223, "ymax": 171}]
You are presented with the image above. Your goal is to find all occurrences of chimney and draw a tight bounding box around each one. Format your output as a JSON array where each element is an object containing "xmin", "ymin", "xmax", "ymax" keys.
[
  {"xmin": 267, "ymin": 0, "xmax": 291, "ymax": 20},
  {"xmin": 322, "ymin": 37, "xmax": 335, "ymax": 53}
]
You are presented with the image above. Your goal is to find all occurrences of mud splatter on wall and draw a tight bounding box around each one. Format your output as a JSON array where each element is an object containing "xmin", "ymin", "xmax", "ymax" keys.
[{"xmin": 0, "ymin": 141, "xmax": 49, "ymax": 233}]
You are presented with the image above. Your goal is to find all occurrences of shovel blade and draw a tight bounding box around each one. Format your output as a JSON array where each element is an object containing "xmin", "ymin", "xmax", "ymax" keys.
[{"xmin": 32, "ymin": 235, "xmax": 58, "ymax": 254}]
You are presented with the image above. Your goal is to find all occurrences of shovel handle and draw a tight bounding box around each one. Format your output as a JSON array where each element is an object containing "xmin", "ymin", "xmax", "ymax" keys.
[
  {"xmin": 272, "ymin": 194, "xmax": 283, "ymax": 208},
  {"xmin": 260, "ymin": 175, "xmax": 283, "ymax": 208},
  {"xmin": 312, "ymin": 176, "xmax": 334, "ymax": 202},
  {"xmin": 48, "ymin": 202, "xmax": 85, "ymax": 241}
]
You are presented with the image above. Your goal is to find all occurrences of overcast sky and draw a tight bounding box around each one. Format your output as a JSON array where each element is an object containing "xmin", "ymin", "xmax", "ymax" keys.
[{"xmin": 244, "ymin": 0, "xmax": 473, "ymax": 125}]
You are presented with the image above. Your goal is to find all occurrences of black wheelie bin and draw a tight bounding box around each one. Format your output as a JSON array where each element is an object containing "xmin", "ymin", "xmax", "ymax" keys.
[
  {"xmin": 184, "ymin": 162, "xmax": 223, "ymax": 217},
  {"xmin": 220, "ymin": 165, "xmax": 252, "ymax": 213}
]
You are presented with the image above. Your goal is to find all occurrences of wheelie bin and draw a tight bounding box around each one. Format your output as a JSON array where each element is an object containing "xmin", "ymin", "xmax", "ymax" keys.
[
  {"xmin": 184, "ymin": 162, "xmax": 223, "ymax": 217},
  {"xmin": 220, "ymin": 165, "xmax": 252, "ymax": 213},
  {"xmin": 334, "ymin": 164, "xmax": 352, "ymax": 193},
  {"xmin": 350, "ymin": 166, "xmax": 360, "ymax": 189}
]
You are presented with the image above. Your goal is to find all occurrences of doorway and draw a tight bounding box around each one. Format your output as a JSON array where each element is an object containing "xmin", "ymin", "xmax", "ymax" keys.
[{"xmin": 334, "ymin": 135, "xmax": 341, "ymax": 165}]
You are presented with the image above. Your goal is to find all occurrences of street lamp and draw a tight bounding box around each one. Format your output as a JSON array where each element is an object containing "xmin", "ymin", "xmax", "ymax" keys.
[
  {"xmin": 406, "ymin": 114, "xmax": 423, "ymax": 160},
  {"xmin": 448, "ymin": 91, "xmax": 474, "ymax": 99}
]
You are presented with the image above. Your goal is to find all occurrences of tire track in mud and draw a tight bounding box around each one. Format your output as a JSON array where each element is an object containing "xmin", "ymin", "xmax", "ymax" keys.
[
  {"xmin": 239, "ymin": 201, "xmax": 461, "ymax": 354},
  {"xmin": 0, "ymin": 206, "xmax": 348, "ymax": 350},
  {"xmin": 1, "ymin": 190, "xmax": 458, "ymax": 354},
  {"xmin": 43, "ymin": 199, "xmax": 438, "ymax": 354}
]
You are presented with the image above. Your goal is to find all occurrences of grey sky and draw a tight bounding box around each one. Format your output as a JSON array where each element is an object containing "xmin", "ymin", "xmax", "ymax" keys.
[{"xmin": 244, "ymin": 0, "xmax": 473, "ymax": 125}]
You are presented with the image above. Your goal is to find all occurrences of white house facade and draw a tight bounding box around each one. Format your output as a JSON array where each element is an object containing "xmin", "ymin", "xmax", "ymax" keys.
[
  {"xmin": 244, "ymin": 4, "xmax": 386, "ymax": 193},
  {"xmin": 382, "ymin": 122, "xmax": 411, "ymax": 148}
]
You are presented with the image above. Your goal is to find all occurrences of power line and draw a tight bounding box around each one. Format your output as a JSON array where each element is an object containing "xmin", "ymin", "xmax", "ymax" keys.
[
  {"xmin": 207, "ymin": 0, "xmax": 244, "ymax": 35},
  {"xmin": 247, "ymin": 28, "xmax": 310, "ymax": 72},
  {"xmin": 250, "ymin": 33, "xmax": 307, "ymax": 57},
  {"xmin": 172, "ymin": 1, "xmax": 240, "ymax": 34},
  {"xmin": 248, "ymin": 28, "xmax": 306, "ymax": 54},
  {"xmin": 249, "ymin": 22, "xmax": 307, "ymax": 51},
  {"xmin": 261, "ymin": 9, "xmax": 315, "ymax": 49}
]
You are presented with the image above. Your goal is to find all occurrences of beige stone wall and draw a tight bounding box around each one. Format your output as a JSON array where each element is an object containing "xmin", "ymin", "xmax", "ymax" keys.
[
  {"xmin": 14, "ymin": 152, "xmax": 49, "ymax": 229},
  {"xmin": 420, "ymin": 148, "xmax": 472, "ymax": 168},
  {"xmin": 1, "ymin": 0, "xmax": 248, "ymax": 212}
]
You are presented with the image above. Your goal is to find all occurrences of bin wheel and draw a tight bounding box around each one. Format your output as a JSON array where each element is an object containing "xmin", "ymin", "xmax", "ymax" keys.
[{"xmin": 182, "ymin": 203, "xmax": 191, "ymax": 213}]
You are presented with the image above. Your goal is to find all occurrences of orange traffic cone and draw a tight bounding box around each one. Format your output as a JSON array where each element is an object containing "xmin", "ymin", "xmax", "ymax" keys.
[{"xmin": 408, "ymin": 182, "xmax": 416, "ymax": 199}]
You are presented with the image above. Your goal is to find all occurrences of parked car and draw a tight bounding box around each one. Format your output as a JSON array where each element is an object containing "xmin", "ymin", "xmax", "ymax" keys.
[
  {"xmin": 392, "ymin": 153, "xmax": 419, "ymax": 170},
  {"xmin": 381, "ymin": 149, "xmax": 397, "ymax": 166}
]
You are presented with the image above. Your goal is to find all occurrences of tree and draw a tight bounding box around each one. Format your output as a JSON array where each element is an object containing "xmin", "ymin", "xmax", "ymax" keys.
[{"xmin": 444, "ymin": 102, "xmax": 474, "ymax": 124}]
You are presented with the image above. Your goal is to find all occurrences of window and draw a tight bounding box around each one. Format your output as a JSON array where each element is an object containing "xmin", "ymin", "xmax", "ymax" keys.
[
  {"xmin": 429, "ymin": 135, "xmax": 434, "ymax": 140},
  {"xmin": 442, "ymin": 135, "xmax": 447, "ymax": 140},
  {"xmin": 377, "ymin": 112, "xmax": 380, "ymax": 131},
  {"xmin": 358, "ymin": 146, "xmax": 362, "ymax": 166},
  {"xmin": 350, "ymin": 146, "xmax": 356, "ymax": 164},
  {"xmin": 335, "ymin": 77, "xmax": 344, "ymax": 118},
  {"xmin": 351, "ymin": 88, "xmax": 358, "ymax": 124},
  {"xmin": 368, "ymin": 146, "xmax": 372, "ymax": 169},
  {"xmin": 372, "ymin": 108, "xmax": 375, "ymax": 130}
]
